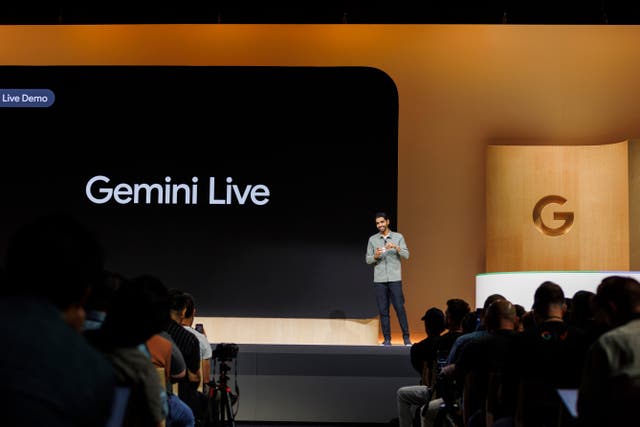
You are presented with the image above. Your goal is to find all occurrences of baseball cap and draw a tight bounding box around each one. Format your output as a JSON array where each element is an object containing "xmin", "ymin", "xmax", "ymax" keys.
[{"xmin": 421, "ymin": 307, "xmax": 444, "ymax": 322}]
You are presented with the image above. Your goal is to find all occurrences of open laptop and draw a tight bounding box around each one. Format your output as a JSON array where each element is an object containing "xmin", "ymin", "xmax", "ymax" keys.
[{"xmin": 556, "ymin": 388, "xmax": 578, "ymax": 419}]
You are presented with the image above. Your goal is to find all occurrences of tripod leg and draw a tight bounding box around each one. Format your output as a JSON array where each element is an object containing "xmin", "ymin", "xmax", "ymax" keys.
[
  {"xmin": 223, "ymin": 389, "xmax": 235, "ymax": 427},
  {"xmin": 211, "ymin": 387, "xmax": 222, "ymax": 427},
  {"xmin": 220, "ymin": 389, "xmax": 227, "ymax": 427}
]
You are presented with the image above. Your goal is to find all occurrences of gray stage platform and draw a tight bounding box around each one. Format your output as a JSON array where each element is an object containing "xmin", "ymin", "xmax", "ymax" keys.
[{"xmin": 210, "ymin": 344, "xmax": 418, "ymax": 424}]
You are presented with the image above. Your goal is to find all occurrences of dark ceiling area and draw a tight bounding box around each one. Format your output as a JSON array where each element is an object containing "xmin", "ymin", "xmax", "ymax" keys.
[{"xmin": 3, "ymin": 2, "xmax": 640, "ymax": 25}]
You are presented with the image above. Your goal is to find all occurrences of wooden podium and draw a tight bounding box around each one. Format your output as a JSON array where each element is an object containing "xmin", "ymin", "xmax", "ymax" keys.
[
  {"xmin": 481, "ymin": 140, "xmax": 638, "ymax": 307},
  {"xmin": 486, "ymin": 140, "xmax": 630, "ymax": 273}
]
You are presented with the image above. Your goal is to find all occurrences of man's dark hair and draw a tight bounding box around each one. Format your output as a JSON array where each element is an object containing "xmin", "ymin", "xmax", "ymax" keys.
[
  {"xmin": 462, "ymin": 311, "xmax": 480, "ymax": 333},
  {"xmin": 475, "ymin": 293, "xmax": 506, "ymax": 328},
  {"xmin": 422, "ymin": 307, "xmax": 445, "ymax": 336},
  {"xmin": 168, "ymin": 288, "xmax": 188, "ymax": 314},
  {"xmin": 570, "ymin": 290, "xmax": 595, "ymax": 326},
  {"xmin": 4, "ymin": 213, "xmax": 103, "ymax": 310},
  {"xmin": 595, "ymin": 276, "xmax": 640, "ymax": 325},
  {"xmin": 446, "ymin": 298, "xmax": 471, "ymax": 328},
  {"xmin": 532, "ymin": 281, "xmax": 565, "ymax": 313},
  {"xmin": 100, "ymin": 275, "xmax": 169, "ymax": 348},
  {"xmin": 514, "ymin": 304, "xmax": 526, "ymax": 318},
  {"xmin": 183, "ymin": 292, "xmax": 195, "ymax": 319},
  {"xmin": 374, "ymin": 212, "xmax": 389, "ymax": 220},
  {"xmin": 484, "ymin": 300, "xmax": 516, "ymax": 331},
  {"xmin": 85, "ymin": 270, "xmax": 126, "ymax": 313},
  {"xmin": 521, "ymin": 310, "xmax": 536, "ymax": 330},
  {"xmin": 483, "ymin": 293, "xmax": 506, "ymax": 311}
]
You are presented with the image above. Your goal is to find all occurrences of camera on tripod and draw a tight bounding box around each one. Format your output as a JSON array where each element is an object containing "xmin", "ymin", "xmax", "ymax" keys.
[
  {"xmin": 212, "ymin": 343, "xmax": 239, "ymax": 362},
  {"xmin": 206, "ymin": 343, "xmax": 240, "ymax": 426}
]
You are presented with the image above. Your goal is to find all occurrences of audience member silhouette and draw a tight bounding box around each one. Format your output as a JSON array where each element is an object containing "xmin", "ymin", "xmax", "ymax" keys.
[
  {"xmin": 445, "ymin": 294, "xmax": 505, "ymax": 365},
  {"xmin": 419, "ymin": 298, "xmax": 471, "ymax": 427},
  {"xmin": 147, "ymin": 330, "xmax": 195, "ymax": 427},
  {"xmin": 514, "ymin": 281, "xmax": 589, "ymax": 427},
  {"xmin": 411, "ymin": 307, "xmax": 446, "ymax": 376},
  {"xmin": 451, "ymin": 299, "xmax": 518, "ymax": 427},
  {"xmin": 396, "ymin": 307, "xmax": 445, "ymax": 427},
  {"xmin": 578, "ymin": 276, "xmax": 640, "ymax": 427},
  {"xmin": 462, "ymin": 310, "xmax": 480, "ymax": 334},
  {"xmin": 568, "ymin": 290, "xmax": 594, "ymax": 327},
  {"xmin": 181, "ymin": 292, "xmax": 213, "ymax": 389},
  {"xmin": 513, "ymin": 304, "xmax": 526, "ymax": 332},
  {"xmin": 165, "ymin": 288, "xmax": 204, "ymax": 421},
  {"xmin": 519, "ymin": 309, "xmax": 536, "ymax": 331},
  {"xmin": 84, "ymin": 270, "xmax": 125, "ymax": 331},
  {"xmin": 86, "ymin": 274, "xmax": 172, "ymax": 427},
  {"xmin": 151, "ymin": 331, "xmax": 187, "ymax": 383},
  {"xmin": 0, "ymin": 213, "xmax": 116, "ymax": 427},
  {"xmin": 567, "ymin": 289, "xmax": 604, "ymax": 345}
]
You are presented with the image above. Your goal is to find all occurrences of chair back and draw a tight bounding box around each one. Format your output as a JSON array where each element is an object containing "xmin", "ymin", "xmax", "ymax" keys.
[
  {"xmin": 485, "ymin": 371, "xmax": 502, "ymax": 427},
  {"xmin": 155, "ymin": 367, "xmax": 167, "ymax": 390},
  {"xmin": 515, "ymin": 378, "xmax": 561, "ymax": 427}
]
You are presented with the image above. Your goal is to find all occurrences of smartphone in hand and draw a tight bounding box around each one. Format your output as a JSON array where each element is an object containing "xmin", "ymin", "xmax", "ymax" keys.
[{"xmin": 195, "ymin": 323, "xmax": 205, "ymax": 334}]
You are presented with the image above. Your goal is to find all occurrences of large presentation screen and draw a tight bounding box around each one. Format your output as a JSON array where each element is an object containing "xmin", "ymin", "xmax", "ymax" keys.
[{"xmin": 0, "ymin": 66, "xmax": 398, "ymax": 318}]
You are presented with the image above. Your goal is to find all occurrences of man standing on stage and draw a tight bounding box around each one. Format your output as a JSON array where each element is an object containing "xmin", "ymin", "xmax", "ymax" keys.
[{"xmin": 366, "ymin": 212, "xmax": 411, "ymax": 346}]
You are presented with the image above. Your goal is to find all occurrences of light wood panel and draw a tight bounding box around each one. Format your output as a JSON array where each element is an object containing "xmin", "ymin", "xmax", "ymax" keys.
[
  {"xmin": 194, "ymin": 317, "xmax": 380, "ymax": 345},
  {"xmin": 486, "ymin": 141, "xmax": 629, "ymax": 272}
]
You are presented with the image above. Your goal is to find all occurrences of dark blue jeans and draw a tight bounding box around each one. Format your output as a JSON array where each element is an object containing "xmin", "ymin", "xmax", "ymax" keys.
[
  {"xmin": 374, "ymin": 281, "xmax": 410, "ymax": 341},
  {"xmin": 167, "ymin": 393, "xmax": 195, "ymax": 427}
]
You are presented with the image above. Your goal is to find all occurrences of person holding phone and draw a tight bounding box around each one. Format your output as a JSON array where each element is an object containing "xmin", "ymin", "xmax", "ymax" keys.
[
  {"xmin": 365, "ymin": 211, "xmax": 411, "ymax": 346},
  {"xmin": 181, "ymin": 293, "xmax": 213, "ymax": 388}
]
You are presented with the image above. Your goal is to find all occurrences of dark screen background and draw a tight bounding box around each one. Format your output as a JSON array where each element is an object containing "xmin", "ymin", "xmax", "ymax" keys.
[{"xmin": 0, "ymin": 66, "xmax": 398, "ymax": 318}]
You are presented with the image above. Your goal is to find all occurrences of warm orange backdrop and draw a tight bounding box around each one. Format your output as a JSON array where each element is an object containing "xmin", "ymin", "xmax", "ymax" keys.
[{"xmin": 3, "ymin": 25, "xmax": 640, "ymax": 342}]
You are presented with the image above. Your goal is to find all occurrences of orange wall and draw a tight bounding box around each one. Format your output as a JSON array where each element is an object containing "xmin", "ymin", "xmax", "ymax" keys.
[
  {"xmin": 3, "ymin": 25, "xmax": 640, "ymax": 341},
  {"xmin": 630, "ymin": 140, "xmax": 640, "ymax": 270}
]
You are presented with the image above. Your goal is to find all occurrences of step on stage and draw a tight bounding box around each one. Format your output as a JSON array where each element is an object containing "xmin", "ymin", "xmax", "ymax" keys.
[{"xmin": 215, "ymin": 344, "xmax": 416, "ymax": 424}]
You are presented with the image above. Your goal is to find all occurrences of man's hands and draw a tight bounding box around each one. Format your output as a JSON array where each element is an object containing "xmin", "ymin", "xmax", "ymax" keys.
[{"xmin": 374, "ymin": 243, "xmax": 399, "ymax": 259}]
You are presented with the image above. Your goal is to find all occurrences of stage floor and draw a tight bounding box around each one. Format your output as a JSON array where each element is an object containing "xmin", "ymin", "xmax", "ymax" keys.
[{"xmin": 216, "ymin": 344, "xmax": 417, "ymax": 424}]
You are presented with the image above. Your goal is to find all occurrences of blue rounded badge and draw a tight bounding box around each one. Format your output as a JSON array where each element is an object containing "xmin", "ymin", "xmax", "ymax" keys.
[{"xmin": 0, "ymin": 89, "xmax": 55, "ymax": 107}]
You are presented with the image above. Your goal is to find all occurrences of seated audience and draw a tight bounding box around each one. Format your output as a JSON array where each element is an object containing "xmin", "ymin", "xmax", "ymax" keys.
[
  {"xmin": 514, "ymin": 281, "xmax": 589, "ymax": 427},
  {"xmin": 87, "ymin": 275, "xmax": 171, "ymax": 427},
  {"xmin": 165, "ymin": 289, "xmax": 204, "ymax": 421},
  {"xmin": 84, "ymin": 269, "xmax": 125, "ymax": 331},
  {"xmin": 0, "ymin": 213, "xmax": 115, "ymax": 427},
  {"xmin": 418, "ymin": 299, "xmax": 471, "ymax": 427},
  {"xmin": 147, "ymin": 331, "xmax": 195, "ymax": 427},
  {"xmin": 519, "ymin": 309, "xmax": 536, "ymax": 331},
  {"xmin": 396, "ymin": 307, "xmax": 445, "ymax": 427},
  {"xmin": 445, "ymin": 294, "xmax": 505, "ymax": 366},
  {"xmin": 578, "ymin": 276, "xmax": 640, "ymax": 427},
  {"xmin": 513, "ymin": 304, "xmax": 526, "ymax": 332},
  {"xmin": 181, "ymin": 292, "xmax": 213, "ymax": 389},
  {"xmin": 450, "ymin": 299, "xmax": 518, "ymax": 427}
]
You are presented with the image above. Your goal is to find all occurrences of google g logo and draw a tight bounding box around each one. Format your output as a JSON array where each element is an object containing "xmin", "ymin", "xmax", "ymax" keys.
[{"xmin": 532, "ymin": 195, "xmax": 574, "ymax": 236}]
